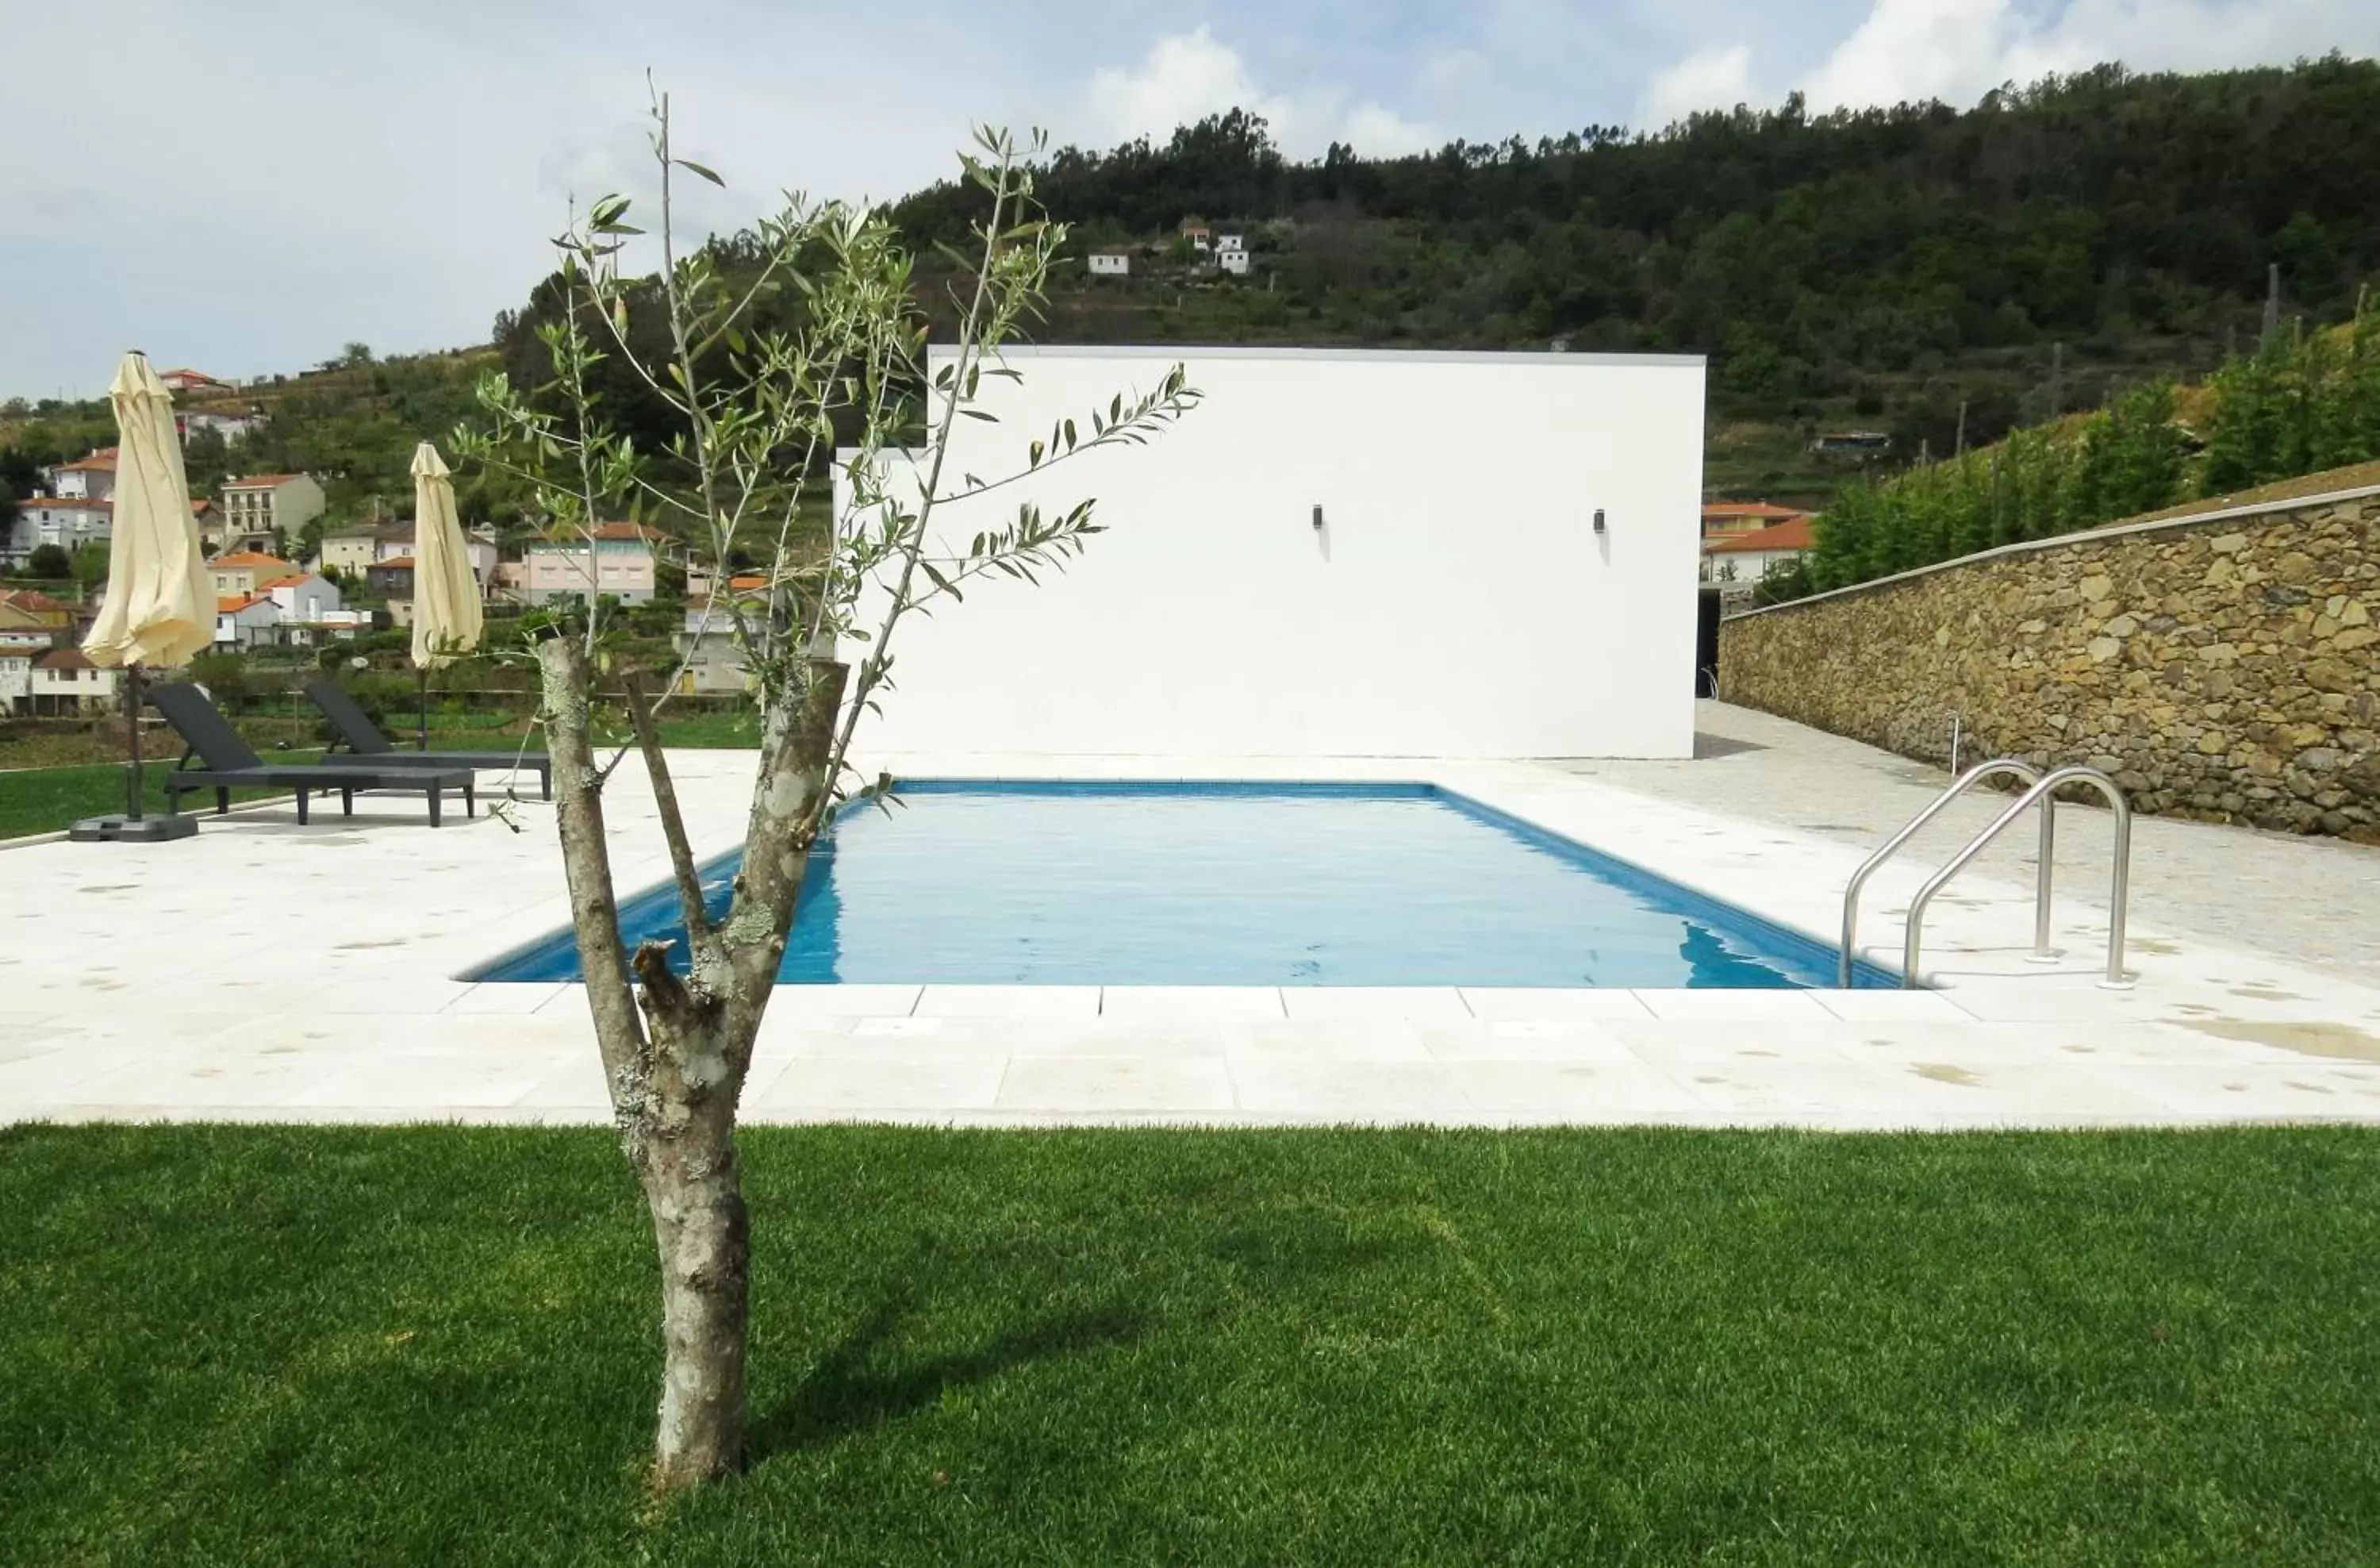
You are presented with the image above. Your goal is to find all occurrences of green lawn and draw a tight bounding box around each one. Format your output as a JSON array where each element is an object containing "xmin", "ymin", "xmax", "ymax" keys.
[
  {"xmin": 2, "ymin": 1124, "xmax": 2374, "ymax": 1565},
  {"xmin": 0, "ymin": 759, "xmax": 302, "ymax": 840}
]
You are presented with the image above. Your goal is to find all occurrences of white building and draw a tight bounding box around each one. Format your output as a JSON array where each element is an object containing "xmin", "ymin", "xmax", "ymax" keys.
[
  {"xmin": 29, "ymin": 649, "xmax": 122, "ymax": 715},
  {"xmin": 221, "ymin": 474, "xmax": 327, "ymax": 541},
  {"xmin": 213, "ymin": 571, "xmax": 354, "ymax": 648},
  {"xmin": 1088, "ymin": 252, "xmax": 1131, "ymax": 277},
  {"xmin": 1699, "ymin": 517, "xmax": 1813, "ymax": 586},
  {"xmin": 838, "ymin": 345, "xmax": 1705, "ymax": 759},
  {"xmin": 1216, "ymin": 243, "xmax": 1250, "ymax": 276},
  {"xmin": 4, "ymin": 498, "xmax": 113, "ymax": 564},
  {"xmin": 0, "ymin": 647, "xmax": 34, "ymax": 714},
  {"xmin": 178, "ymin": 409, "xmax": 261, "ymax": 444},
  {"xmin": 50, "ymin": 448, "xmax": 117, "ymax": 501},
  {"xmin": 214, "ymin": 594, "xmax": 284, "ymax": 649},
  {"xmin": 1216, "ymin": 233, "xmax": 1245, "ymax": 252}
]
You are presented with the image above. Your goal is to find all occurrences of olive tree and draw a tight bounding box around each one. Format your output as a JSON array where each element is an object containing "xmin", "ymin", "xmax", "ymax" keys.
[{"xmin": 456, "ymin": 93, "xmax": 1194, "ymax": 1493}]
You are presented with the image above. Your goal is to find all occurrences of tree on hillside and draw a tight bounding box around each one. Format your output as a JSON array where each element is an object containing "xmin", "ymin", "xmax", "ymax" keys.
[
  {"xmin": 182, "ymin": 425, "xmax": 232, "ymax": 495},
  {"xmin": 70, "ymin": 542, "xmax": 109, "ymax": 590},
  {"xmin": 455, "ymin": 93, "xmax": 1196, "ymax": 1494}
]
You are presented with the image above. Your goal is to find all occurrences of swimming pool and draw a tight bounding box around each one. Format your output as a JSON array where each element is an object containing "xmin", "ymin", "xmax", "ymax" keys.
[{"xmin": 475, "ymin": 782, "xmax": 1893, "ymax": 990}]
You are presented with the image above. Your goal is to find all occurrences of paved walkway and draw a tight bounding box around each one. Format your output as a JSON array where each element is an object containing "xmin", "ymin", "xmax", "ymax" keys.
[
  {"xmin": 2, "ymin": 724, "xmax": 2376, "ymax": 1129},
  {"xmin": 1560, "ymin": 702, "xmax": 2380, "ymax": 986}
]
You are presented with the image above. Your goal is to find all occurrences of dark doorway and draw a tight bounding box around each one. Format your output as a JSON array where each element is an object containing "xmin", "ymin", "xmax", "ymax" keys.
[{"xmin": 1695, "ymin": 588, "xmax": 1721, "ymax": 696}]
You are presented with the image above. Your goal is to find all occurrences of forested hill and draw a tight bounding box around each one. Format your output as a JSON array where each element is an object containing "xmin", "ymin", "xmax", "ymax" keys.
[{"xmin": 885, "ymin": 56, "xmax": 2380, "ymax": 485}]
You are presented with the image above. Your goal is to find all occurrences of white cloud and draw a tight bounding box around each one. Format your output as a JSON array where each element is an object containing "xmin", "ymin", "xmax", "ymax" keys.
[
  {"xmin": 1641, "ymin": 44, "xmax": 1757, "ymax": 126},
  {"xmin": 1802, "ymin": 0, "xmax": 2380, "ymax": 112},
  {"xmin": 1340, "ymin": 102, "xmax": 1442, "ymax": 156},
  {"xmin": 1083, "ymin": 28, "xmax": 1440, "ymax": 156}
]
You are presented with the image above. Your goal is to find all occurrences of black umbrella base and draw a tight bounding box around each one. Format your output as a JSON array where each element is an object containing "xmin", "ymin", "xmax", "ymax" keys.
[{"xmin": 69, "ymin": 813, "xmax": 200, "ymax": 844}]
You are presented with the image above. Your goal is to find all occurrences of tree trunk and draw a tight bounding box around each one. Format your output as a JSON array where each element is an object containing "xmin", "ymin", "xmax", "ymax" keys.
[
  {"xmin": 537, "ymin": 638, "xmax": 848, "ymax": 1493},
  {"xmin": 639, "ymin": 1043, "xmax": 750, "ymax": 1489}
]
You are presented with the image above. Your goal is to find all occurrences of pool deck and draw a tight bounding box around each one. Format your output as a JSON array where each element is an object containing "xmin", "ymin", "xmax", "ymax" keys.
[{"xmin": 4, "ymin": 702, "xmax": 2378, "ymax": 1130}]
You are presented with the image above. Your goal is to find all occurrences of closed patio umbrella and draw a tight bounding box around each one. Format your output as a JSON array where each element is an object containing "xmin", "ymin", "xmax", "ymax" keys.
[
  {"xmin": 74, "ymin": 350, "xmax": 213, "ymax": 842},
  {"xmin": 407, "ymin": 441, "xmax": 483, "ymax": 748}
]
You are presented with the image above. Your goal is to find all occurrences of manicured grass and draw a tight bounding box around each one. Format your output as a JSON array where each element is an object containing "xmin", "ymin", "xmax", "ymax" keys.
[
  {"xmin": 0, "ymin": 760, "xmax": 301, "ymax": 841},
  {"xmin": 2, "ymin": 1125, "xmax": 2375, "ymax": 1564}
]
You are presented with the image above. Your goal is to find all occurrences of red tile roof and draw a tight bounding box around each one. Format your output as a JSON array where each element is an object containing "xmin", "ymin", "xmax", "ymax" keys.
[
  {"xmin": 0, "ymin": 589, "xmax": 75, "ymax": 614},
  {"xmin": 211, "ymin": 551, "xmax": 297, "ymax": 571},
  {"xmin": 22, "ymin": 496, "xmax": 111, "ymax": 509},
  {"xmin": 217, "ymin": 594, "xmax": 268, "ymax": 614},
  {"xmin": 256, "ymin": 573, "xmax": 312, "ymax": 591},
  {"xmin": 375, "ymin": 555, "xmax": 416, "ymax": 570},
  {"xmin": 1702, "ymin": 501, "xmax": 1805, "ymax": 521},
  {"xmin": 1704, "ymin": 517, "xmax": 1815, "ymax": 553},
  {"xmin": 57, "ymin": 448, "xmax": 118, "ymax": 471},
  {"xmin": 35, "ymin": 648, "xmax": 96, "ymax": 671}
]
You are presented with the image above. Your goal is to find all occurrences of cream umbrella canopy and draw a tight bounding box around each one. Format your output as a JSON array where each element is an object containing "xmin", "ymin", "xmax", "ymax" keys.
[
  {"xmin": 83, "ymin": 351, "xmax": 213, "ymax": 669},
  {"xmin": 73, "ymin": 351, "xmax": 213, "ymax": 839},
  {"xmin": 406, "ymin": 441, "xmax": 484, "ymax": 748}
]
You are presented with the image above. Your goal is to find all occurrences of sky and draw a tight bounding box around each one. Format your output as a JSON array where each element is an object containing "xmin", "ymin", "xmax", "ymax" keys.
[{"xmin": 3, "ymin": 0, "xmax": 2375, "ymax": 401}]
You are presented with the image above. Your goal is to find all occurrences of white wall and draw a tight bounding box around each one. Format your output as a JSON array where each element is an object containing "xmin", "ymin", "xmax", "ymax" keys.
[{"xmin": 838, "ymin": 346, "xmax": 1705, "ymax": 759}]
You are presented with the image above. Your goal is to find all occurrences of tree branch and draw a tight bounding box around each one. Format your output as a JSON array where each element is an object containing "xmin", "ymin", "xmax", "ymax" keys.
[{"xmin": 624, "ymin": 671, "xmax": 712, "ymax": 949}]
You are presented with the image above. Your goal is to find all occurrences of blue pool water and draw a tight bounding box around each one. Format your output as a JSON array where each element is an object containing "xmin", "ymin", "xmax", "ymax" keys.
[{"xmin": 473, "ymin": 782, "xmax": 1894, "ymax": 988}]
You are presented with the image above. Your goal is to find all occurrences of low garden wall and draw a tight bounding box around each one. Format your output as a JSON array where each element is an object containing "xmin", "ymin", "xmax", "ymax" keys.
[{"xmin": 1719, "ymin": 485, "xmax": 2380, "ymax": 841}]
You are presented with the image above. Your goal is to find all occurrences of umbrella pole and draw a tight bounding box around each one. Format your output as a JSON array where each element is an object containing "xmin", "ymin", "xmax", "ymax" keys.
[
  {"xmin": 125, "ymin": 663, "xmax": 144, "ymax": 821},
  {"xmin": 418, "ymin": 663, "xmax": 429, "ymax": 751}
]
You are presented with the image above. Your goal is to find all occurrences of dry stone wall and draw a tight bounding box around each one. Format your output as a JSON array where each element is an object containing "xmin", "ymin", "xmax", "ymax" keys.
[{"xmin": 1720, "ymin": 489, "xmax": 2380, "ymax": 841}]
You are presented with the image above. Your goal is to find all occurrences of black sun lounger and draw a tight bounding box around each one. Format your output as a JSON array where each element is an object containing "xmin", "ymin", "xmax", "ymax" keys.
[
  {"xmin": 304, "ymin": 678, "xmax": 553, "ymax": 801},
  {"xmin": 148, "ymin": 681, "xmax": 475, "ymax": 828}
]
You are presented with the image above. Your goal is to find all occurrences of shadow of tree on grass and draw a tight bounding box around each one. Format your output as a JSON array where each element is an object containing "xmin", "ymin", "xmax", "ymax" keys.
[{"xmin": 752, "ymin": 1297, "xmax": 1147, "ymax": 1458}]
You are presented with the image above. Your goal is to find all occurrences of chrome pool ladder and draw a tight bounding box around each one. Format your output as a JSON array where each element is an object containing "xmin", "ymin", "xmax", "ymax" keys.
[{"xmin": 1839, "ymin": 759, "xmax": 2132, "ymax": 990}]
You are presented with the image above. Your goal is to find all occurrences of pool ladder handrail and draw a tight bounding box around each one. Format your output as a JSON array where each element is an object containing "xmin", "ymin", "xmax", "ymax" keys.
[
  {"xmin": 1839, "ymin": 757, "xmax": 2042, "ymax": 988},
  {"xmin": 1900, "ymin": 765, "xmax": 2132, "ymax": 990}
]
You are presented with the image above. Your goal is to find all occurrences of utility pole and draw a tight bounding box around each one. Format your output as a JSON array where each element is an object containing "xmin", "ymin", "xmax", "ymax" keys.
[
  {"xmin": 2049, "ymin": 342, "xmax": 2064, "ymax": 417},
  {"xmin": 2262, "ymin": 263, "xmax": 2282, "ymax": 347},
  {"xmin": 1954, "ymin": 399, "xmax": 1968, "ymax": 457}
]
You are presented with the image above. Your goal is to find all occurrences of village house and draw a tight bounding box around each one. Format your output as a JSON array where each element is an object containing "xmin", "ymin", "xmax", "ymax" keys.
[
  {"xmin": 216, "ymin": 571, "xmax": 360, "ymax": 649},
  {"xmin": 1699, "ymin": 515, "xmax": 1815, "ymax": 587},
  {"xmin": 674, "ymin": 575, "xmax": 775, "ymax": 694},
  {"xmin": 0, "ymin": 646, "xmax": 35, "ymax": 715},
  {"xmin": 177, "ymin": 409, "xmax": 262, "ymax": 444},
  {"xmin": 523, "ymin": 521, "xmax": 659, "ymax": 605},
  {"xmin": 0, "ymin": 587, "xmax": 75, "ymax": 632},
  {"xmin": 1088, "ymin": 251, "xmax": 1130, "ymax": 277},
  {"xmin": 209, "ymin": 549, "xmax": 301, "ymax": 599},
  {"xmin": 214, "ymin": 594, "xmax": 283, "ymax": 650},
  {"xmin": 28, "ymin": 648, "xmax": 121, "ymax": 716},
  {"xmin": 159, "ymin": 368, "xmax": 232, "ymax": 395},
  {"xmin": 221, "ymin": 474, "xmax": 326, "ymax": 542},
  {"xmin": 1699, "ymin": 500, "xmax": 1808, "ymax": 540},
  {"xmin": 3, "ymin": 497, "xmax": 113, "ymax": 566},
  {"xmin": 49, "ymin": 448, "xmax": 117, "ymax": 502},
  {"xmin": 1217, "ymin": 240, "xmax": 1251, "ymax": 276},
  {"xmin": 1178, "ymin": 217, "xmax": 1212, "ymax": 252}
]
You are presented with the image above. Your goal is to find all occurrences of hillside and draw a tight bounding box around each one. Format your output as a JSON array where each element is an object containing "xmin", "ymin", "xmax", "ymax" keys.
[
  {"xmin": 10, "ymin": 56, "xmax": 2378, "ymax": 535},
  {"xmin": 880, "ymin": 57, "xmax": 2380, "ymax": 501}
]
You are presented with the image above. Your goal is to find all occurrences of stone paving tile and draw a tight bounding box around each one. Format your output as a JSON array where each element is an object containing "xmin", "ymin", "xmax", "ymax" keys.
[
  {"xmin": 1278, "ymin": 988, "xmax": 1473, "ymax": 1023},
  {"xmin": 1227, "ymin": 1059, "xmax": 1472, "ymax": 1116},
  {"xmin": 995, "ymin": 1056, "xmax": 1237, "ymax": 1113},
  {"xmin": 1457, "ymin": 988, "xmax": 1656, "ymax": 1021}
]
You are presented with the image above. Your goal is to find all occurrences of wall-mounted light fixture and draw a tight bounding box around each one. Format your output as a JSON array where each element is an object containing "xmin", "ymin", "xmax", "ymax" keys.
[
  {"xmin": 1592, "ymin": 507, "xmax": 1607, "ymax": 534},
  {"xmin": 1312, "ymin": 504, "xmax": 1325, "ymax": 530}
]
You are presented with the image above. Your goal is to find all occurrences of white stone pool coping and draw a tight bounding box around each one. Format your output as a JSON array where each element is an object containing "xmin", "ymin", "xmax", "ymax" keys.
[{"xmin": 3, "ymin": 745, "xmax": 2376, "ymax": 1129}]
